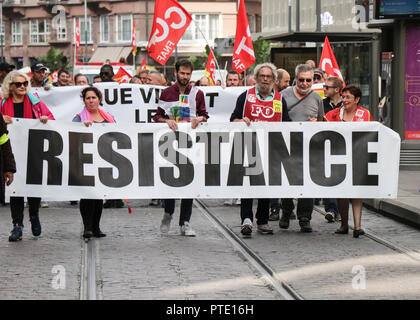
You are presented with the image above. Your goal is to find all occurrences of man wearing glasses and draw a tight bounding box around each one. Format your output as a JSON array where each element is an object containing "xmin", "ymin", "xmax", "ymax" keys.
[
  {"xmin": 323, "ymin": 76, "xmax": 343, "ymax": 114},
  {"xmin": 279, "ymin": 64, "xmax": 324, "ymax": 233}
]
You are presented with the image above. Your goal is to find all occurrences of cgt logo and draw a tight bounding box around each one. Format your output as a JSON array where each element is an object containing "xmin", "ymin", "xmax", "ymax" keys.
[
  {"xmin": 251, "ymin": 105, "xmax": 274, "ymax": 119},
  {"xmin": 148, "ymin": 7, "xmax": 188, "ymax": 48}
]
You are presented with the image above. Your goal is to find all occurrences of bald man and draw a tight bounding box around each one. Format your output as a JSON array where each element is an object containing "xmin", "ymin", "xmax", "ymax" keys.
[
  {"xmin": 146, "ymin": 70, "xmax": 164, "ymax": 85},
  {"xmin": 305, "ymin": 60, "xmax": 316, "ymax": 69},
  {"xmin": 199, "ymin": 76, "xmax": 210, "ymax": 86},
  {"xmin": 275, "ymin": 69, "xmax": 291, "ymax": 92}
]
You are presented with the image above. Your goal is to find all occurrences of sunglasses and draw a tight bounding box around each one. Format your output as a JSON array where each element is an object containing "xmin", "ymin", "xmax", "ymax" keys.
[
  {"xmin": 313, "ymin": 75, "xmax": 322, "ymax": 80},
  {"xmin": 298, "ymin": 78, "xmax": 312, "ymax": 83},
  {"xmin": 12, "ymin": 81, "xmax": 29, "ymax": 88},
  {"xmin": 323, "ymin": 85, "xmax": 337, "ymax": 90}
]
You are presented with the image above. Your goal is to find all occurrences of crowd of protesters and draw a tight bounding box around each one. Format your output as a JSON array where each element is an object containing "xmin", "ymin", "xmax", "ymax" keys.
[{"xmin": 0, "ymin": 57, "xmax": 372, "ymax": 241}]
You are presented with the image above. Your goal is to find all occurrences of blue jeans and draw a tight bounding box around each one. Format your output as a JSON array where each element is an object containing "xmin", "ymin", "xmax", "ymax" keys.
[{"xmin": 324, "ymin": 198, "xmax": 338, "ymax": 214}]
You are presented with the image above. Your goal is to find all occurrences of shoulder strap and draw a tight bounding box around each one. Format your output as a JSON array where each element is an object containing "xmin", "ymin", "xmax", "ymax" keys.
[{"xmin": 287, "ymin": 89, "xmax": 314, "ymax": 112}]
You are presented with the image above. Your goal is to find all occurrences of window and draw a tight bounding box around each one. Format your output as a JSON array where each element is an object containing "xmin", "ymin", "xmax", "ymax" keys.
[
  {"xmin": 181, "ymin": 14, "xmax": 220, "ymax": 43},
  {"xmin": 30, "ymin": 19, "xmax": 50, "ymax": 44},
  {"xmin": 56, "ymin": 21, "xmax": 67, "ymax": 41},
  {"xmin": 12, "ymin": 21, "xmax": 22, "ymax": 44},
  {"xmin": 116, "ymin": 15, "xmax": 132, "ymax": 42},
  {"xmin": 100, "ymin": 16, "xmax": 109, "ymax": 42},
  {"xmin": 74, "ymin": 17, "xmax": 92, "ymax": 43}
]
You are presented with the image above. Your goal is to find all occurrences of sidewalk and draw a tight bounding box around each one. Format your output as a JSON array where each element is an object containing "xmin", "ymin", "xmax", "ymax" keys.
[{"xmin": 364, "ymin": 170, "xmax": 420, "ymax": 228}]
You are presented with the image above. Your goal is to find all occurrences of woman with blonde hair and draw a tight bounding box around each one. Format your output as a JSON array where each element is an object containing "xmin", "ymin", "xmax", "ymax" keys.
[{"xmin": 1, "ymin": 70, "xmax": 55, "ymax": 241}]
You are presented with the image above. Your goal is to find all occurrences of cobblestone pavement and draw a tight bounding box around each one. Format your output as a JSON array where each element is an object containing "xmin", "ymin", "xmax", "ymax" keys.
[
  {"xmin": 1, "ymin": 199, "xmax": 420, "ymax": 300},
  {"xmin": 202, "ymin": 199, "xmax": 420, "ymax": 300}
]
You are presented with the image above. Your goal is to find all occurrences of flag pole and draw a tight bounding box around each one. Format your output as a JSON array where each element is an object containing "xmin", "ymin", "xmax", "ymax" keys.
[{"xmin": 192, "ymin": 19, "xmax": 225, "ymax": 87}]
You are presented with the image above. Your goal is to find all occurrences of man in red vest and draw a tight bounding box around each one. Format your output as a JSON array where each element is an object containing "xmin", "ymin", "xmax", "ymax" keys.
[{"xmin": 230, "ymin": 63, "xmax": 291, "ymax": 237}]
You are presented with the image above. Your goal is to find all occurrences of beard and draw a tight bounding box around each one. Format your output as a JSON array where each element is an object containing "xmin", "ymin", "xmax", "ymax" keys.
[
  {"xmin": 177, "ymin": 76, "xmax": 189, "ymax": 86},
  {"xmin": 296, "ymin": 85, "xmax": 311, "ymax": 95},
  {"xmin": 256, "ymin": 82, "xmax": 274, "ymax": 95}
]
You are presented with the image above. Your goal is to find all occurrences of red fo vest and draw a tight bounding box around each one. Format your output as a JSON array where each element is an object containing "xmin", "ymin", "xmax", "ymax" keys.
[{"xmin": 243, "ymin": 87, "xmax": 283, "ymax": 122}]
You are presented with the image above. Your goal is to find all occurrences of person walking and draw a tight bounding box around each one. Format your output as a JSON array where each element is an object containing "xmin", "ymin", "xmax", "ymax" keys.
[
  {"xmin": 1, "ymin": 70, "xmax": 55, "ymax": 241},
  {"xmin": 230, "ymin": 63, "xmax": 291, "ymax": 237},
  {"xmin": 324, "ymin": 85, "xmax": 372, "ymax": 238},
  {"xmin": 73, "ymin": 86, "xmax": 116, "ymax": 239},
  {"xmin": 153, "ymin": 59, "xmax": 208, "ymax": 237}
]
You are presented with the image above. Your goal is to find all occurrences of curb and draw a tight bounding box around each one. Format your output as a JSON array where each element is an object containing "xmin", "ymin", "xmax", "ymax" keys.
[{"xmin": 364, "ymin": 199, "xmax": 420, "ymax": 229}]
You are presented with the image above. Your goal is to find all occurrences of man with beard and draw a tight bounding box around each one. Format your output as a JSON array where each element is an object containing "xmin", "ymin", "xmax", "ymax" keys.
[
  {"xmin": 230, "ymin": 63, "xmax": 291, "ymax": 237},
  {"xmin": 153, "ymin": 59, "xmax": 208, "ymax": 237},
  {"xmin": 279, "ymin": 64, "xmax": 324, "ymax": 233}
]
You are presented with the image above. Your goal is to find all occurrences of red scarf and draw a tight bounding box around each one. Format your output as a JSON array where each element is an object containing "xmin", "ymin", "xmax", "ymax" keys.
[{"xmin": 2, "ymin": 94, "xmax": 34, "ymax": 119}]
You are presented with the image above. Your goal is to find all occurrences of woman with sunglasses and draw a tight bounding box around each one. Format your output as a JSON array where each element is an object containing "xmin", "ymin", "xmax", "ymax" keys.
[
  {"xmin": 1, "ymin": 70, "xmax": 55, "ymax": 242},
  {"xmin": 73, "ymin": 86, "xmax": 115, "ymax": 239},
  {"xmin": 324, "ymin": 84, "xmax": 373, "ymax": 238}
]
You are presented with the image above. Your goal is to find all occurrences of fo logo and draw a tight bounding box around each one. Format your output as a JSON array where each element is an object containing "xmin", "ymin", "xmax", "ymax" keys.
[
  {"xmin": 251, "ymin": 105, "xmax": 274, "ymax": 119},
  {"xmin": 148, "ymin": 7, "xmax": 188, "ymax": 48}
]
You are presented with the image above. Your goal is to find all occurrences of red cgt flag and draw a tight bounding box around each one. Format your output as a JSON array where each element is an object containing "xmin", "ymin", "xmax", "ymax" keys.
[
  {"xmin": 319, "ymin": 36, "xmax": 345, "ymax": 86},
  {"xmin": 113, "ymin": 67, "xmax": 132, "ymax": 83},
  {"xmin": 75, "ymin": 19, "xmax": 81, "ymax": 49},
  {"xmin": 232, "ymin": 0, "xmax": 255, "ymax": 73},
  {"xmin": 147, "ymin": 0, "xmax": 192, "ymax": 65},
  {"xmin": 204, "ymin": 48, "xmax": 216, "ymax": 85},
  {"xmin": 132, "ymin": 19, "xmax": 137, "ymax": 56},
  {"xmin": 140, "ymin": 57, "xmax": 146, "ymax": 70}
]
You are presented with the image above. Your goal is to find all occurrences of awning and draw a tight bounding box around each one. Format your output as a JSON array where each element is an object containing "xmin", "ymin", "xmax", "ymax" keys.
[
  {"xmin": 89, "ymin": 46, "xmax": 132, "ymax": 63},
  {"xmin": 262, "ymin": 31, "xmax": 380, "ymax": 43}
]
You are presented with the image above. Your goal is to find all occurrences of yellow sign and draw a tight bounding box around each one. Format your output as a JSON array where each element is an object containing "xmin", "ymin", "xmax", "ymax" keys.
[{"xmin": 273, "ymin": 100, "xmax": 282, "ymax": 113}]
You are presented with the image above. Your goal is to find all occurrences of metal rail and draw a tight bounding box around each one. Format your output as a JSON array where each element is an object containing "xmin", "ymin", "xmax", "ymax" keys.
[
  {"xmin": 80, "ymin": 237, "xmax": 99, "ymax": 300},
  {"xmin": 195, "ymin": 199, "xmax": 303, "ymax": 300}
]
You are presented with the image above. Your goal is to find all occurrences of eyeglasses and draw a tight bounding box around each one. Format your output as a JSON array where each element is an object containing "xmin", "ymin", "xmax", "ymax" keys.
[
  {"xmin": 341, "ymin": 95, "xmax": 354, "ymax": 100},
  {"xmin": 12, "ymin": 81, "xmax": 28, "ymax": 88},
  {"xmin": 298, "ymin": 78, "xmax": 312, "ymax": 83},
  {"xmin": 313, "ymin": 75, "xmax": 322, "ymax": 80},
  {"xmin": 258, "ymin": 74, "xmax": 273, "ymax": 79},
  {"xmin": 323, "ymin": 85, "xmax": 337, "ymax": 90}
]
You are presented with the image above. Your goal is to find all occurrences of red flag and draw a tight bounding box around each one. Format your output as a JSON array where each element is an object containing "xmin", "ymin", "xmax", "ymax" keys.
[
  {"xmin": 113, "ymin": 67, "xmax": 132, "ymax": 83},
  {"xmin": 319, "ymin": 36, "xmax": 345, "ymax": 86},
  {"xmin": 132, "ymin": 19, "xmax": 137, "ymax": 56},
  {"xmin": 75, "ymin": 19, "xmax": 81, "ymax": 49},
  {"xmin": 147, "ymin": 0, "xmax": 192, "ymax": 65},
  {"xmin": 204, "ymin": 48, "xmax": 216, "ymax": 85},
  {"xmin": 140, "ymin": 57, "xmax": 146, "ymax": 70},
  {"xmin": 232, "ymin": 0, "xmax": 255, "ymax": 73}
]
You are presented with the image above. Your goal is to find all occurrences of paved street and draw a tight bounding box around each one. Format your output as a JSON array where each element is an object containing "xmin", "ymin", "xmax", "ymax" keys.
[{"xmin": 1, "ymin": 199, "xmax": 420, "ymax": 300}]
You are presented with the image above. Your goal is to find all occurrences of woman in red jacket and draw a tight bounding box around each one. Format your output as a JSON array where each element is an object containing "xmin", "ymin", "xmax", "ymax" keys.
[
  {"xmin": 1, "ymin": 70, "xmax": 55, "ymax": 242},
  {"xmin": 324, "ymin": 85, "xmax": 373, "ymax": 238}
]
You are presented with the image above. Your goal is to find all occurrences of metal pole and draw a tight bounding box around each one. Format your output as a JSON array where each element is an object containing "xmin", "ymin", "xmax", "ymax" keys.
[
  {"xmin": 288, "ymin": 0, "xmax": 292, "ymax": 33},
  {"xmin": 296, "ymin": 0, "xmax": 300, "ymax": 32},
  {"xmin": 84, "ymin": 0, "xmax": 88, "ymax": 63},
  {"xmin": 0, "ymin": 2, "xmax": 3, "ymax": 63},
  {"xmin": 316, "ymin": 0, "xmax": 321, "ymax": 63},
  {"xmin": 145, "ymin": 0, "xmax": 149, "ymax": 65}
]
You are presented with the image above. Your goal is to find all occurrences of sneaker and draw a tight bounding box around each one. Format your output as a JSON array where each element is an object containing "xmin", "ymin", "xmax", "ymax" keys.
[
  {"xmin": 180, "ymin": 222, "xmax": 196, "ymax": 237},
  {"xmin": 279, "ymin": 210, "xmax": 292, "ymax": 229},
  {"xmin": 29, "ymin": 212, "xmax": 42, "ymax": 237},
  {"xmin": 41, "ymin": 202, "xmax": 49, "ymax": 208},
  {"xmin": 9, "ymin": 224, "xmax": 23, "ymax": 242},
  {"xmin": 149, "ymin": 199, "xmax": 160, "ymax": 206},
  {"xmin": 299, "ymin": 217, "xmax": 312, "ymax": 233},
  {"xmin": 241, "ymin": 218, "xmax": 253, "ymax": 236},
  {"xmin": 223, "ymin": 199, "xmax": 233, "ymax": 206},
  {"xmin": 257, "ymin": 224, "xmax": 273, "ymax": 235},
  {"xmin": 269, "ymin": 207, "xmax": 280, "ymax": 221},
  {"xmin": 160, "ymin": 213, "xmax": 172, "ymax": 234},
  {"xmin": 325, "ymin": 212, "xmax": 335, "ymax": 223}
]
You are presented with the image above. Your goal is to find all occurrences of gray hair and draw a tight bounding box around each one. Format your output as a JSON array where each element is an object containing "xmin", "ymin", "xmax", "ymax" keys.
[
  {"xmin": 1, "ymin": 71, "xmax": 31, "ymax": 99},
  {"xmin": 254, "ymin": 63, "xmax": 277, "ymax": 81},
  {"xmin": 295, "ymin": 64, "xmax": 314, "ymax": 78},
  {"xmin": 276, "ymin": 68, "xmax": 289, "ymax": 81}
]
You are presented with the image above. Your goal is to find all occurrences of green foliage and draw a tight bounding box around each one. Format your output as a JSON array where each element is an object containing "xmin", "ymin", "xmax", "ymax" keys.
[
  {"xmin": 248, "ymin": 37, "xmax": 271, "ymax": 72},
  {"xmin": 189, "ymin": 45, "xmax": 221, "ymax": 70},
  {"xmin": 37, "ymin": 47, "xmax": 71, "ymax": 72}
]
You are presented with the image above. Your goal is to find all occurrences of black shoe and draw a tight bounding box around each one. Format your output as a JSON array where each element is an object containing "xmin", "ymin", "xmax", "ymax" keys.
[
  {"xmin": 279, "ymin": 210, "xmax": 292, "ymax": 229},
  {"xmin": 325, "ymin": 212, "xmax": 334, "ymax": 223},
  {"xmin": 334, "ymin": 228, "xmax": 349, "ymax": 234},
  {"xmin": 83, "ymin": 230, "xmax": 93, "ymax": 239},
  {"xmin": 353, "ymin": 229, "xmax": 365, "ymax": 238},
  {"xmin": 299, "ymin": 217, "xmax": 312, "ymax": 232},
  {"xmin": 269, "ymin": 207, "xmax": 280, "ymax": 221},
  {"xmin": 29, "ymin": 212, "xmax": 42, "ymax": 237},
  {"xmin": 93, "ymin": 229, "xmax": 106, "ymax": 238},
  {"xmin": 70, "ymin": 201, "xmax": 78, "ymax": 205},
  {"xmin": 103, "ymin": 200, "xmax": 114, "ymax": 208},
  {"xmin": 115, "ymin": 199, "xmax": 124, "ymax": 208},
  {"xmin": 9, "ymin": 224, "xmax": 23, "ymax": 242}
]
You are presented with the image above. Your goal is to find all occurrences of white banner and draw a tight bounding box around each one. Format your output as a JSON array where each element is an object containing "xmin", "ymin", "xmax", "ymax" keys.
[
  {"xmin": 32, "ymin": 83, "xmax": 246, "ymax": 123},
  {"xmin": 7, "ymin": 119, "xmax": 400, "ymax": 200}
]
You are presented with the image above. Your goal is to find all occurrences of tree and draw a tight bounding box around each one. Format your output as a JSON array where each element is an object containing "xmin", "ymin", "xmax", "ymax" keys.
[
  {"xmin": 248, "ymin": 37, "xmax": 271, "ymax": 72},
  {"xmin": 37, "ymin": 47, "xmax": 71, "ymax": 72},
  {"xmin": 189, "ymin": 45, "xmax": 221, "ymax": 70}
]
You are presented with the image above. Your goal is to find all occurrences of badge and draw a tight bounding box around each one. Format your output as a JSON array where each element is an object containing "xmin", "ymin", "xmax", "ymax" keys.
[
  {"xmin": 273, "ymin": 100, "xmax": 282, "ymax": 113},
  {"xmin": 248, "ymin": 94, "xmax": 256, "ymax": 103}
]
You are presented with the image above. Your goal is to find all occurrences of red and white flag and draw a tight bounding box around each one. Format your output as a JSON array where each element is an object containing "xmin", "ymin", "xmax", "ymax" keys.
[
  {"xmin": 75, "ymin": 19, "xmax": 81, "ymax": 49},
  {"xmin": 232, "ymin": 0, "xmax": 255, "ymax": 73},
  {"xmin": 113, "ymin": 67, "xmax": 132, "ymax": 83},
  {"xmin": 140, "ymin": 57, "xmax": 147, "ymax": 70},
  {"xmin": 132, "ymin": 19, "xmax": 137, "ymax": 57},
  {"xmin": 147, "ymin": 0, "xmax": 192, "ymax": 65},
  {"xmin": 319, "ymin": 36, "xmax": 345, "ymax": 86},
  {"xmin": 204, "ymin": 48, "xmax": 216, "ymax": 85}
]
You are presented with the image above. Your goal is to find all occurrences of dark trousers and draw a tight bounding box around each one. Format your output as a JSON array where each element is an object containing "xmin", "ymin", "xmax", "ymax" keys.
[
  {"xmin": 270, "ymin": 199, "xmax": 281, "ymax": 210},
  {"xmin": 164, "ymin": 199, "xmax": 193, "ymax": 226},
  {"xmin": 324, "ymin": 198, "xmax": 338, "ymax": 214},
  {"xmin": 10, "ymin": 197, "xmax": 41, "ymax": 226},
  {"xmin": 240, "ymin": 198, "xmax": 270, "ymax": 225},
  {"xmin": 281, "ymin": 198, "xmax": 313, "ymax": 220},
  {"xmin": 80, "ymin": 199, "xmax": 103, "ymax": 232}
]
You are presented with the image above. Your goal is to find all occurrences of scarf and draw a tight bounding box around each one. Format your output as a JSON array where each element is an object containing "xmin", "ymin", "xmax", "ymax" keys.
[
  {"xmin": 78, "ymin": 107, "xmax": 115, "ymax": 123},
  {"xmin": 2, "ymin": 94, "xmax": 34, "ymax": 119}
]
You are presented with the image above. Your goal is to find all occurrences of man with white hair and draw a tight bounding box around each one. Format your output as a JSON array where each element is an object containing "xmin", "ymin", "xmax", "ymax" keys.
[
  {"xmin": 230, "ymin": 63, "xmax": 291, "ymax": 237},
  {"xmin": 279, "ymin": 63, "xmax": 324, "ymax": 233}
]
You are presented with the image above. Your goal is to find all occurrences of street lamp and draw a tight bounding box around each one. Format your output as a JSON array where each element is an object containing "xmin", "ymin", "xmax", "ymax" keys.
[{"xmin": 84, "ymin": 0, "xmax": 88, "ymax": 63}]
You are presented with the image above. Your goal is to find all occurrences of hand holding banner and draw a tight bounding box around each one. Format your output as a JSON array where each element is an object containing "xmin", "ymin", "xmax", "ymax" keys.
[{"xmin": 147, "ymin": 0, "xmax": 192, "ymax": 65}]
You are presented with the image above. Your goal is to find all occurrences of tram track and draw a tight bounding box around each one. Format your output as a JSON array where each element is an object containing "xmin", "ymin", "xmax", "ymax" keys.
[{"xmin": 80, "ymin": 237, "xmax": 101, "ymax": 300}]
